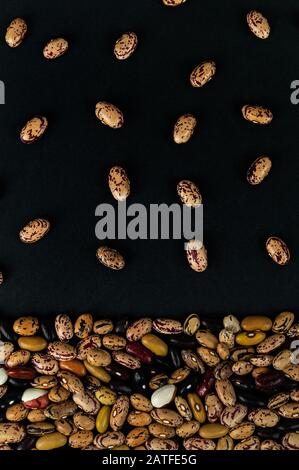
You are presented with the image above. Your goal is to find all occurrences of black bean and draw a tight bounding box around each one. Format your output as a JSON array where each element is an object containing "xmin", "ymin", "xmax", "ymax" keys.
[
  {"xmin": 105, "ymin": 363, "xmax": 130, "ymax": 381},
  {"xmin": 146, "ymin": 365, "xmax": 170, "ymax": 375},
  {"xmin": 277, "ymin": 419, "xmax": 299, "ymax": 433},
  {"xmin": 0, "ymin": 409, "xmax": 5, "ymax": 423},
  {"xmin": 40, "ymin": 318, "xmax": 57, "ymax": 342},
  {"xmin": 169, "ymin": 346, "xmax": 182, "ymax": 369},
  {"xmin": 132, "ymin": 369, "xmax": 152, "ymax": 394},
  {"xmin": 201, "ymin": 318, "xmax": 223, "ymax": 330},
  {"xmin": 0, "ymin": 319, "xmax": 18, "ymax": 342},
  {"xmin": 15, "ymin": 435, "xmax": 37, "ymax": 451},
  {"xmin": 256, "ymin": 427, "xmax": 282, "ymax": 441},
  {"xmin": 109, "ymin": 380, "xmax": 133, "ymax": 394},
  {"xmin": 237, "ymin": 390, "xmax": 268, "ymax": 408},
  {"xmin": 153, "ymin": 356, "xmax": 173, "ymax": 371},
  {"xmin": 177, "ymin": 372, "xmax": 201, "ymax": 396},
  {"xmin": 0, "ymin": 388, "xmax": 23, "ymax": 410},
  {"xmin": 169, "ymin": 334, "xmax": 197, "ymax": 348},
  {"xmin": 114, "ymin": 318, "xmax": 130, "ymax": 335},
  {"xmin": 281, "ymin": 377, "xmax": 298, "ymax": 391},
  {"xmin": 8, "ymin": 378, "xmax": 32, "ymax": 389},
  {"xmin": 231, "ymin": 375, "xmax": 255, "ymax": 391}
]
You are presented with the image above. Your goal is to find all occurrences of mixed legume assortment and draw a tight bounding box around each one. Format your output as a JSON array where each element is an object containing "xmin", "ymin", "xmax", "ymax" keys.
[{"xmin": 0, "ymin": 313, "xmax": 298, "ymax": 451}]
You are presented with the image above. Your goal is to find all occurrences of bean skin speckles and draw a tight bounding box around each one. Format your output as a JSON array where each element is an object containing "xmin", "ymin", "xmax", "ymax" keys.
[
  {"xmin": 266, "ymin": 237, "xmax": 290, "ymax": 266},
  {"xmin": 162, "ymin": 0, "xmax": 187, "ymax": 6},
  {"xmin": 190, "ymin": 61, "xmax": 216, "ymax": 88},
  {"xmin": 19, "ymin": 219, "xmax": 50, "ymax": 244},
  {"xmin": 173, "ymin": 114, "xmax": 197, "ymax": 144},
  {"xmin": 108, "ymin": 166, "xmax": 130, "ymax": 201},
  {"xmin": 5, "ymin": 18, "xmax": 27, "ymax": 48},
  {"xmin": 177, "ymin": 180, "xmax": 202, "ymax": 208},
  {"xmin": 247, "ymin": 11, "xmax": 270, "ymax": 40},
  {"xmin": 242, "ymin": 105, "xmax": 273, "ymax": 125},
  {"xmin": 114, "ymin": 32, "xmax": 138, "ymax": 60},
  {"xmin": 247, "ymin": 156, "xmax": 272, "ymax": 185},
  {"xmin": 96, "ymin": 246, "xmax": 125, "ymax": 270},
  {"xmin": 43, "ymin": 38, "xmax": 69, "ymax": 60},
  {"xmin": 95, "ymin": 101, "xmax": 124, "ymax": 129},
  {"xmin": 186, "ymin": 240, "xmax": 208, "ymax": 273},
  {"xmin": 20, "ymin": 116, "xmax": 48, "ymax": 144}
]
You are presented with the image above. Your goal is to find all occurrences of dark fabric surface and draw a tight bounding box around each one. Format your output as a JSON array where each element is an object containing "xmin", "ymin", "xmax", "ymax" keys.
[{"xmin": 0, "ymin": 0, "xmax": 298, "ymax": 319}]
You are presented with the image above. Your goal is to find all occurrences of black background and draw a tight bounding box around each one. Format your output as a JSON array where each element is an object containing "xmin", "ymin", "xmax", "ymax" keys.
[{"xmin": 0, "ymin": 0, "xmax": 298, "ymax": 320}]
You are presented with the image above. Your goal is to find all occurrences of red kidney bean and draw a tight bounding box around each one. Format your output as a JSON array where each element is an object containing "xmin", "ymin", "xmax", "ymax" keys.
[
  {"xmin": 255, "ymin": 371, "xmax": 285, "ymax": 390},
  {"xmin": 196, "ymin": 369, "xmax": 215, "ymax": 397},
  {"xmin": 6, "ymin": 367, "xmax": 37, "ymax": 380},
  {"xmin": 23, "ymin": 394, "xmax": 50, "ymax": 409},
  {"xmin": 126, "ymin": 341, "xmax": 153, "ymax": 364}
]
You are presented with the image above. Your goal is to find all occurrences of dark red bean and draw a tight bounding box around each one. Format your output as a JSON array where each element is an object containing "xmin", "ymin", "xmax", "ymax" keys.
[
  {"xmin": 126, "ymin": 341, "xmax": 153, "ymax": 364},
  {"xmin": 6, "ymin": 367, "xmax": 37, "ymax": 380},
  {"xmin": 196, "ymin": 369, "xmax": 215, "ymax": 397},
  {"xmin": 255, "ymin": 371, "xmax": 285, "ymax": 390}
]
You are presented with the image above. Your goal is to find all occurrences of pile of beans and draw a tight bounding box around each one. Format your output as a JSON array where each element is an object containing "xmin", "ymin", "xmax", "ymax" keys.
[{"xmin": 0, "ymin": 312, "xmax": 298, "ymax": 451}]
